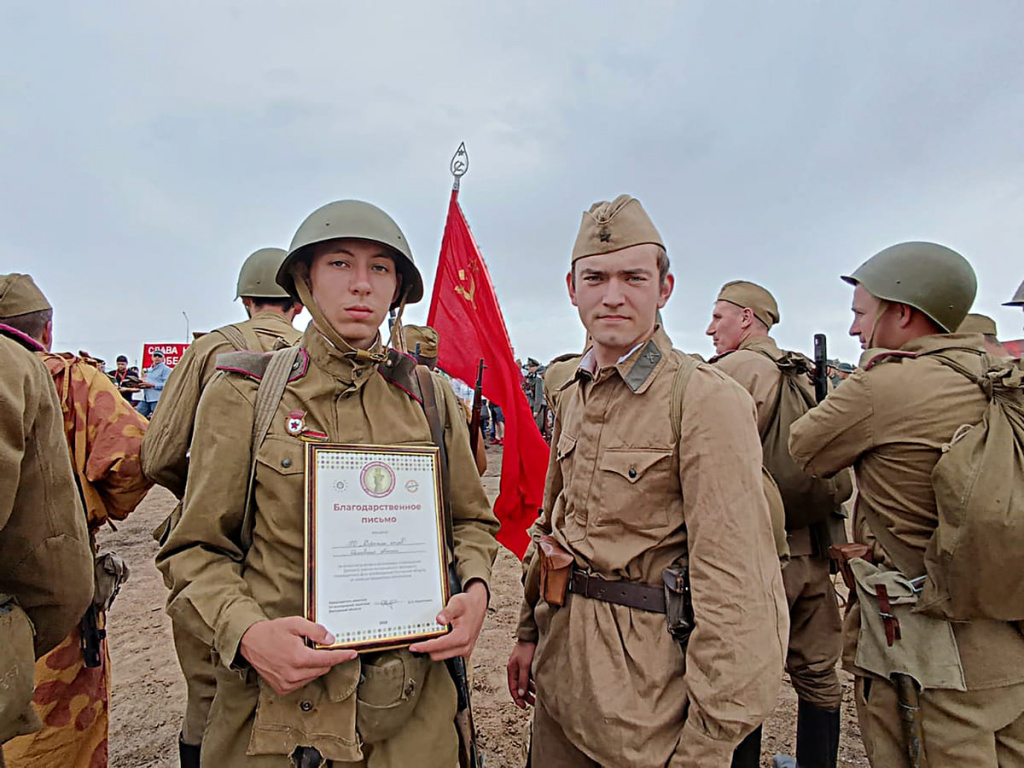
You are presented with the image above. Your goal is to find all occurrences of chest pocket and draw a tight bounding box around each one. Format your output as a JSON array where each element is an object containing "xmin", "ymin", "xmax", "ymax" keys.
[
  {"xmin": 253, "ymin": 435, "xmax": 304, "ymax": 541},
  {"xmin": 594, "ymin": 448, "xmax": 674, "ymax": 530}
]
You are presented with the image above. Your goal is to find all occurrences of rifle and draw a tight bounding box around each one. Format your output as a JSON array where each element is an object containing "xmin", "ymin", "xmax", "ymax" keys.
[
  {"xmin": 469, "ymin": 358, "xmax": 485, "ymax": 455},
  {"xmin": 446, "ymin": 565, "xmax": 483, "ymax": 768},
  {"xmin": 79, "ymin": 604, "xmax": 105, "ymax": 668},
  {"xmin": 813, "ymin": 333, "xmax": 829, "ymax": 404}
]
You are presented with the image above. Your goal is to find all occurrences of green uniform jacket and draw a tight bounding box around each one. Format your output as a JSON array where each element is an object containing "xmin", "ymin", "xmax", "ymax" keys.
[
  {"xmin": 157, "ymin": 325, "xmax": 499, "ymax": 764},
  {"xmin": 142, "ymin": 311, "xmax": 301, "ymax": 499},
  {"xmin": 0, "ymin": 331, "xmax": 93, "ymax": 656}
]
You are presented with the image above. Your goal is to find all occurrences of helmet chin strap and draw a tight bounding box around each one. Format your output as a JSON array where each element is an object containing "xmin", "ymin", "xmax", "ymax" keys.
[
  {"xmin": 863, "ymin": 299, "xmax": 890, "ymax": 349},
  {"xmin": 292, "ymin": 267, "xmax": 386, "ymax": 364}
]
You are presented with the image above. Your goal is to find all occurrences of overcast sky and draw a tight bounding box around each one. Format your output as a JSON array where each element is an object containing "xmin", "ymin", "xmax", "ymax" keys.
[{"xmin": 2, "ymin": 1, "xmax": 1022, "ymax": 369}]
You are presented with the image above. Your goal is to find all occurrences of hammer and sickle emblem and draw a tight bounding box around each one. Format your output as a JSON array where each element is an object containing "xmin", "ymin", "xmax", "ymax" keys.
[
  {"xmin": 599, "ymin": 228, "xmax": 612, "ymax": 243},
  {"xmin": 454, "ymin": 264, "xmax": 478, "ymax": 309}
]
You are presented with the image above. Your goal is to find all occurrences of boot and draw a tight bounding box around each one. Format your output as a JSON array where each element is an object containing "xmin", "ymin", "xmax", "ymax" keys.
[
  {"xmin": 178, "ymin": 734, "xmax": 201, "ymax": 768},
  {"xmin": 731, "ymin": 725, "xmax": 762, "ymax": 768},
  {"xmin": 794, "ymin": 699, "xmax": 840, "ymax": 768}
]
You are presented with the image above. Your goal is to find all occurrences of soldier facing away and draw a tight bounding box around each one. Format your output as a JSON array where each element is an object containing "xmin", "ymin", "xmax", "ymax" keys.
[
  {"xmin": 0, "ymin": 274, "xmax": 151, "ymax": 768},
  {"xmin": 790, "ymin": 242, "xmax": 1024, "ymax": 766},
  {"xmin": 706, "ymin": 280, "xmax": 850, "ymax": 768},
  {"xmin": 957, "ymin": 313, "xmax": 1009, "ymax": 358},
  {"xmin": 157, "ymin": 200, "xmax": 499, "ymax": 766},
  {"xmin": 507, "ymin": 195, "xmax": 787, "ymax": 766},
  {"xmin": 0, "ymin": 277, "xmax": 103, "ymax": 767},
  {"xmin": 142, "ymin": 247, "xmax": 302, "ymax": 767}
]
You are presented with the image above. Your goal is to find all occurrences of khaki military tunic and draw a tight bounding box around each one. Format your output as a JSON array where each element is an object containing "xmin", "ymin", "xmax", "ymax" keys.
[
  {"xmin": 711, "ymin": 335, "xmax": 843, "ymax": 710},
  {"xmin": 158, "ymin": 326, "xmax": 499, "ymax": 766},
  {"xmin": 0, "ymin": 331, "xmax": 93, "ymax": 762},
  {"xmin": 0, "ymin": 331, "xmax": 93, "ymax": 656},
  {"xmin": 142, "ymin": 311, "xmax": 301, "ymax": 746},
  {"xmin": 143, "ymin": 311, "xmax": 301, "ymax": 499},
  {"xmin": 518, "ymin": 328, "xmax": 787, "ymax": 766},
  {"xmin": 790, "ymin": 333, "xmax": 1024, "ymax": 766}
]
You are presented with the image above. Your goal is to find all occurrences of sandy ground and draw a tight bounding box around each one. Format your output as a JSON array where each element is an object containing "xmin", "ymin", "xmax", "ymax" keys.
[{"xmin": 105, "ymin": 445, "xmax": 868, "ymax": 767}]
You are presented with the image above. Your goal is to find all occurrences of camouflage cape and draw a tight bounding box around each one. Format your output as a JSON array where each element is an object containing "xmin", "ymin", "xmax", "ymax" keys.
[{"xmin": 3, "ymin": 352, "xmax": 151, "ymax": 768}]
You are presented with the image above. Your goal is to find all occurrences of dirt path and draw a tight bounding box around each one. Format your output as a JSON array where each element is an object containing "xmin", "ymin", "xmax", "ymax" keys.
[{"xmin": 106, "ymin": 445, "xmax": 867, "ymax": 767}]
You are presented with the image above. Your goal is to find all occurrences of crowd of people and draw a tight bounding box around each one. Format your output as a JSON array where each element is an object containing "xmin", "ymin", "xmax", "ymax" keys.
[{"xmin": 2, "ymin": 192, "xmax": 1023, "ymax": 768}]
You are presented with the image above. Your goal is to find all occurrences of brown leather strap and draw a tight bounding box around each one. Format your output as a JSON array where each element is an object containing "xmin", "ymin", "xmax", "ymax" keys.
[{"xmin": 568, "ymin": 570, "xmax": 666, "ymax": 613}]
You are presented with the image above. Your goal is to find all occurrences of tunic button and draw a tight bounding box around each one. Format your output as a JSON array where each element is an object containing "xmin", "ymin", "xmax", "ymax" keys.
[
  {"xmin": 300, "ymin": 700, "xmax": 313, "ymax": 712},
  {"xmin": 282, "ymin": 457, "xmax": 293, "ymax": 468},
  {"xmin": 628, "ymin": 467, "xmax": 637, "ymax": 479}
]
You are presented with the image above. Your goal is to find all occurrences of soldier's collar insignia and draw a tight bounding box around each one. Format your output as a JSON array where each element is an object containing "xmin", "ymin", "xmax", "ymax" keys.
[{"xmin": 285, "ymin": 410, "xmax": 306, "ymax": 436}]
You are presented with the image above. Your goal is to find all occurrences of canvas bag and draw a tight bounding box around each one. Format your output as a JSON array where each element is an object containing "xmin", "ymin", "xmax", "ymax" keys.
[
  {"xmin": 757, "ymin": 351, "xmax": 847, "ymax": 530},
  {"xmin": 916, "ymin": 354, "xmax": 1024, "ymax": 621}
]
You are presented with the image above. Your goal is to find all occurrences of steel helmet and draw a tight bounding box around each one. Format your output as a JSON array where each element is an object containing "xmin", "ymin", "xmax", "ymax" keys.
[
  {"xmin": 842, "ymin": 242, "xmax": 976, "ymax": 333},
  {"xmin": 1004, "ymin": 280, "xmax": 1024, "ymax": 307},
  {"xmin": 277, "ymin": 200, "xmax": 423, "ymax": 309},
  {"xmin": 236, "ymin": 248, "xmax": 292, "ymax": 299}
]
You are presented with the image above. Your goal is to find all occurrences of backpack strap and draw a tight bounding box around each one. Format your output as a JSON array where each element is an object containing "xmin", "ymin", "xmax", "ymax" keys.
[
  {"xmin": 414, "ymin": 367, "xmax": 455, "ymax": 556},
  {"xmin": 216, "ymin": 323, "xmax": 263, "ymax": 352},
  {"xmin": 240, "ymin": 346, "xmax": 303, "ymax": 551},
  {"xmin": 670, "ymin": 353, "xmax": 700, "ymax": 444}
]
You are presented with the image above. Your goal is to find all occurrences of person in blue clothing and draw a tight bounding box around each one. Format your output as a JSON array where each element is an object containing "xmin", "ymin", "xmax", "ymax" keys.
[{"xmin": 137, "ymin": 349, "xmax": 171, "ymax": 418}]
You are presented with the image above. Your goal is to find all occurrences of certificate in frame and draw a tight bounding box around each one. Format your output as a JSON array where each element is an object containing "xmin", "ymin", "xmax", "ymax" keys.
[{"xmin": 304, "ymin": 443, "xmax": 451, "ymax": 653}]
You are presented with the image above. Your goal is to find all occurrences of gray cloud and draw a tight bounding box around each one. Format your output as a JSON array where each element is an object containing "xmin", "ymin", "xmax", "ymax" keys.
[{"xmin": 2, "ymin": 0, "xmax": 1022, "ymax": 367}]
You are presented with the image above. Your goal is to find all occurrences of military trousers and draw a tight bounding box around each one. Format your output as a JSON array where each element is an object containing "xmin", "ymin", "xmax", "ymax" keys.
[
  {"xmin": 172, "ymin": 618, "xmax": 217, "ymax": 746},
  {"xmin": 856, "ymin": 676, "xmax": 1024, "ymax": 767},
  {"xmin": 200, "ymin": 658, "xmax": 458, "ymax": 767},
  {"xmin": 782, "ymin": 553, "xmax": 843, "ymax": 710}
]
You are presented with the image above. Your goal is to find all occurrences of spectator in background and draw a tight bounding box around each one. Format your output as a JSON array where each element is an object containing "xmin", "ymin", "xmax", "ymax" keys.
[
  {"xmin": 137, "ymin": 350, "xmax": 170, "ymax": 418},
  {"xmin": 109, "ymin": 354, "xmax": 142, "ymax": 403},
  {"xmin": 490, "ymin": 401, "xmax": 505, "ymax": 445}
]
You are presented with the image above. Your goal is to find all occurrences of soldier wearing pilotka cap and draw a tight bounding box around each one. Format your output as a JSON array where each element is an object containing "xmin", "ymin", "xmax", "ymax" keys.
[
  {"xmin": 706, "ymin": 280, "xmax": 851, "ymax": 768},
  {"xmin": 507, "ymin": 195, "xmax": 787, "ymax": 766}
]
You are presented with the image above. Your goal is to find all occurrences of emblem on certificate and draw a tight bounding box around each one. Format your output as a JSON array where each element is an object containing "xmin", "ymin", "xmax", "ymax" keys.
[{"xmin": 304, "ymin": 443, "xmax": 450, "ymax": 652}]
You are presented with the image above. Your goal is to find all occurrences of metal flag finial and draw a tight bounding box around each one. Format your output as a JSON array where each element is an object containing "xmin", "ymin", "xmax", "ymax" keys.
[{"xmin": 450, "ymin": 142, "xmax": 469, "ymax": 190}]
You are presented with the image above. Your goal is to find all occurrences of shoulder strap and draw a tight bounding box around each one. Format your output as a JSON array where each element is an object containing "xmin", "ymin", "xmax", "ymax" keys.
[
  {"xmin": 414, "ymin": 367, "xmax": 456, "ymax": 556},
  {"xmin": 217, "ymin": 323, "xmax": 263, "ymax": 352},
  {"xmin": 240, "ymin": 346, "xmax": 302, "ymax": 551},
  {"xmin": 670, "ymin": 353, "xmax": 700, "ymax": 443}
]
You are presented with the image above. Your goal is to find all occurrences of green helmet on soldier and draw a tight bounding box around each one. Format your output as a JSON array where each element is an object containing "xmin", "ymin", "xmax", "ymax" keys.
[
  {"xmin": 277, "ymin": 200, "xmax": 423, "ymax": 309},
  {"xmin": 841, "ymin": 241, "xmax": 976, "ymax": 333},
  {"xmin": 1004, "ymin": 280, "xmax": 1024, "ymax": 308},
  {"xmin": 236, "ymin": 248, "xmax": 292, "ymax": 300}
]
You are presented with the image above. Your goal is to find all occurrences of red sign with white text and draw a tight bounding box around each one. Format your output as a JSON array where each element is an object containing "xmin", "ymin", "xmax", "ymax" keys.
[{"xmin": 142, "ymin": 343, "xmax": 189, "ymax": 369}]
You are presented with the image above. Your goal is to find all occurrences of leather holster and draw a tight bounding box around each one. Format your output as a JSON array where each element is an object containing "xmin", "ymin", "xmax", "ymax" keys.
[{"xmin": 537, "ymin": 535, "xmax": 573, "ymax": 607}]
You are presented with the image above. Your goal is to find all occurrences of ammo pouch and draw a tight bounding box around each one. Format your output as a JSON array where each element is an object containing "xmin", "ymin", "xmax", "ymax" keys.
[
  {"xmin": 248, "ymin": 665, "xmax": 361, "ymax": 763},
  {"xmin": 662, "ymin": 562, "xmax": 694, "ymax": 650},
  {"xmin": 94, "ymin": 551, "xmax": 130, "ymax": 612},
  {"xmin": 537, "ymin": 535, "xmax": 573, "ymax": 607},
  {"xmin": 0, "ymin": 595, "xmax": 42, "ymax": 743},
  {"xmin": 356, "ymin": 649, "xmax": 430, "ymax": 743}
]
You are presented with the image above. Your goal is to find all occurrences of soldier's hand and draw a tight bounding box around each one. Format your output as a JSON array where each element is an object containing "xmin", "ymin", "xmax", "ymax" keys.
[
  {"xmin": 506, "ymin": 641, "xmax": 536, "ymax": 709},
  {"xmin": 240, "ymin": 617, "xmax": 357, "ymax": 696},
  {"xmin": 408, "ymin": 580, "xmax": 489, "ymax": 661}
]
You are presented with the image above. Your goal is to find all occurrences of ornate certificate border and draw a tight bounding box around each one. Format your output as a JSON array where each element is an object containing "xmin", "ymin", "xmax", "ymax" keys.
[{"xmin": 303, "ymin": 443, "xmax": 451, "ymax": 653}]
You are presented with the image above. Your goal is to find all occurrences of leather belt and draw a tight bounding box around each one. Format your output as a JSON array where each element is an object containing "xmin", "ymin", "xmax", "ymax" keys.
[{"xmin": 568, "ymin": 569, "xmax": 666, "ymax": 614}]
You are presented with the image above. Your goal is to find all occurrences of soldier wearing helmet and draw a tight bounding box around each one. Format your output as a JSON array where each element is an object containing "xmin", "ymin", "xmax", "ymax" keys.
[
  {"xmin": 157, "ymin": 201, "xmax": 498, "ymax": 767},
  {"xmin": 790, "ymin": 243, "xmax": 1024, "ymax": 767},
  {"xmin": 1005, "ymin": 281, "xmax": 1024, "ymax": 316},
  {"xmin": 705, "ymin": 280, "xmax": 850, "ymax": 768},
  {"xmin": 142, "ymin": 247, "xmax": 302, "ymax": 767}
]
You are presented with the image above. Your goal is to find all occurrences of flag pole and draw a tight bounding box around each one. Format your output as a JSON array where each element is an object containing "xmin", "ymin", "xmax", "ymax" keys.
[{"xmin": 450, "ymin": 142, "xmax": 469, "ymax": 192}]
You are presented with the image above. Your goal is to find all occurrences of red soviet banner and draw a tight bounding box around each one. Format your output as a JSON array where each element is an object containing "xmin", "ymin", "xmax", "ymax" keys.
[
  {"xmin": 427, "ymin": 188, "xmax": 549, "ymax": 559},
  {"xmin": 142, "ymin": 343, "xmax": 189, "ymax": 368}
]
